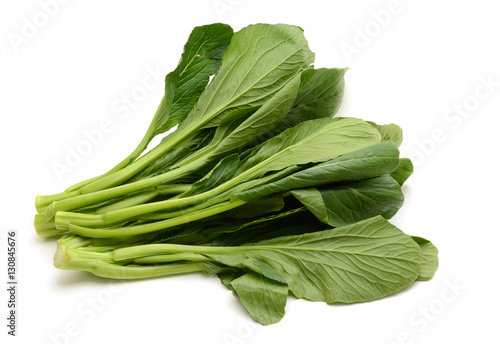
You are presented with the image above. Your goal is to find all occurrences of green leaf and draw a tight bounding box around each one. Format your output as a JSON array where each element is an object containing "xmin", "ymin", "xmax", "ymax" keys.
[
  {"xmin": 182, "ymin": 154, "xmax": 240, "ymax": 197},
  {"xmin": 179, "ymin": 24, "xmax": 315, "ymax": 130},
  {"xmin": 391, "ymin": 158, "xmax": 414, "ymax": 186},
  {"xmin": 212, "ymin": 67, "xmax": 348, "ymax": 159},
  {"xmin": 129, "ymin": 130, "xmax": 213, "ymax": 181},
  {"xmin": 412, "ymin": 236, "xmax": 439, "ymax": 281},
  {"xmin": 204, "ymin": 208, "xmax": 316, "ymax": 246},
  {"xmin": 284, "ymin": 67, "xmax": 347, "ymax": 123},
  {"xmin": 217, "ymin": 270, "xmax": 240, "ymax": 287},
  {"xmin": 368, "ymin": 122, "xmax": 403, "ymax": 147},
  {"xmin": 226, "ymin": 194, "xmax": 285, "ymax": 219},
  {"xmin": 236, "ymin": 117, "xmax": 381, "ymax": 178},
  {"xmin": 209, "ymin": 73, "xmax": 302, "ymax": 158},
  {"xmin": 229, "ymin": 272, "xmax": 289, "ymax": 325},
  {"xmin": 236, "ymin": 141, "xmax": 400, "ymax": 202},
  {"xmin": 211, "ymin": 268, "xmax": 288, "ymax": 325},
  {"xmin": 197, "ymin": 261, "xmax": 230, "ymax": 276},
  {"xmin": 212, "ymin": 215, "xmax": 327, "ymax": 247},
  {"xmin": 240, "ymin": 260, "xmax": 286, "ymax": 284},
  {"xmin": 291, "ymin": 175, "xmax": 404, "ymax": 227},
  {"xmin": 152, "ymin": 24, "xmax": 234, "ymax": 137},
  {"xmin": 203, "ymin": 216, "xmax": 422, "ymax": 303}
]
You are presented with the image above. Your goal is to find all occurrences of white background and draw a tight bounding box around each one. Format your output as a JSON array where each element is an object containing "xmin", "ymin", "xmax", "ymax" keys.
[{"xmin": 1, "ymin": 0, "xmax": 499, "ymax": 343}]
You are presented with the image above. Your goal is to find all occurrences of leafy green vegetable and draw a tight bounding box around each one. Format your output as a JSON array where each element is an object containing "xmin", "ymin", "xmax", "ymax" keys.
[{"xmin": 35, "ymin": 23, "xmax": 437, "ymax": 326}]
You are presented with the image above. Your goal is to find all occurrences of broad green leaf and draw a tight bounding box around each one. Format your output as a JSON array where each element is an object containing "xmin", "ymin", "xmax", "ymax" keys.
[
  {"xmin": 211, "ymin": 67, "xmax": 348, "ymax": 159},
  {"xmin": 368, "ymin": 122, "xmax": 403, "ymax": 147},
  {"xmin": 412, "ymin": 236, "xmax": 439, "ymax": 281},
  {"xmin": 291, "ymin": 175, "xmax": 404, "ymax": 227},
  {"xmin": 202, "ymin": 216, "xmax": 422, "ymax": 303},
  {"xmin": 236, "ymin": 117, "xmax": 381, "ymax": 178},
  {"xmin": 230, "ymin": 272, "xmax": 289, "ymax": 325},
  {"xmin": 151, "ymin": 24, "xmax": 234, "ymax": 137},
  {"xmin": 204, "ymin": 266, "xmax": 288, "ymax": 325},
  {"xmin": 179, "ymin": 24, "xmax": 315, "ymax": 131},
  {"xmin": 236, "ymin": 141, "xmax": 400, "ymax": 202},
  {"xmin": 391, "ymin": 158, "xmax": 414, "ymax": 186}
]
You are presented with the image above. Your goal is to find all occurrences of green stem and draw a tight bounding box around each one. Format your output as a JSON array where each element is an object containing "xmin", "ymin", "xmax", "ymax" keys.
[
  {"xmin": 34, "ymin": 214, "xmax": 67, "ymax": 238},
  {"xmin": 93, "ymin": 188, "xmax": 159, "ymax": 214},
  {"xmin": 156, "ymin": 184, "xmax": 192, "ymax": 195},
  {"xmin": 55, "ymin": 244, "xmax": 203, "ymax": 279},
  {"xmin": 49, "ymin": 147, "xmax": 284, "ymax": 225},
  {"xmin": 90, "ymin": 261, "xmax": 202, "ymax": 279},
  {"xmin": 75, "ymin": 130, "xmax": 194, "ymax": 194},
  {"xmin": 93, "ymin": 184, "xmax": 191, "ymax": 215},
  {"xmin": 35, "ymin": 96, "xmax": 169, "ymax": 213},
  {"xmin": 54, "ymin": 234, "xmax": 205, "ymax": 279},
  {"xmin": 113, "ymin": 242, "xmax": 246, "ymax": 261},
  {"xmin": 35, "ymin": 192, "xmax": 79, "ymax": 212},
  {"xmin": 64, "ymin": 95, "xmax": 169, "ymax": 193},
  {"xmin": 64, "ymin": 175, "xmax": 106, "ymax": 193},
  {"xmin": 58, "ymin": 200, "xmax": 246, "ymax": 238},
  {"xmin": 38, "ymin": 92, "xmax": 236, "ymax": 212},
  {"xmin": 172, "ymin": 141, "xmax": 216, "ymax": 168},
  {"xmin": 74, "ymin": 90, "xmax": 232, "ymax": 196},
  {"xmin": 133, "ymin": 253, "xmax": 211, "ymax": 265},
  {"xmin": 56, "ymin": 187, "xmax": 225, "ymax": 228},
  {"xmin": 44, "ymin": 158, "xmax": 203, "ymax": 220}
]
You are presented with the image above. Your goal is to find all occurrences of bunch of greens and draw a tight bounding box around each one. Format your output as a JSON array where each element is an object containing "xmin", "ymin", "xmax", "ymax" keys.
[{"xmin": 35, "ymin": 23, "xmax": 438, "ymax": 325}]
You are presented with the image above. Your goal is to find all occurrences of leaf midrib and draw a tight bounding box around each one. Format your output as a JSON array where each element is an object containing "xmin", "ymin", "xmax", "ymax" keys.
[{"xmin": 227, "ymin": 245, "xmax": 420, "ymax": 263}]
